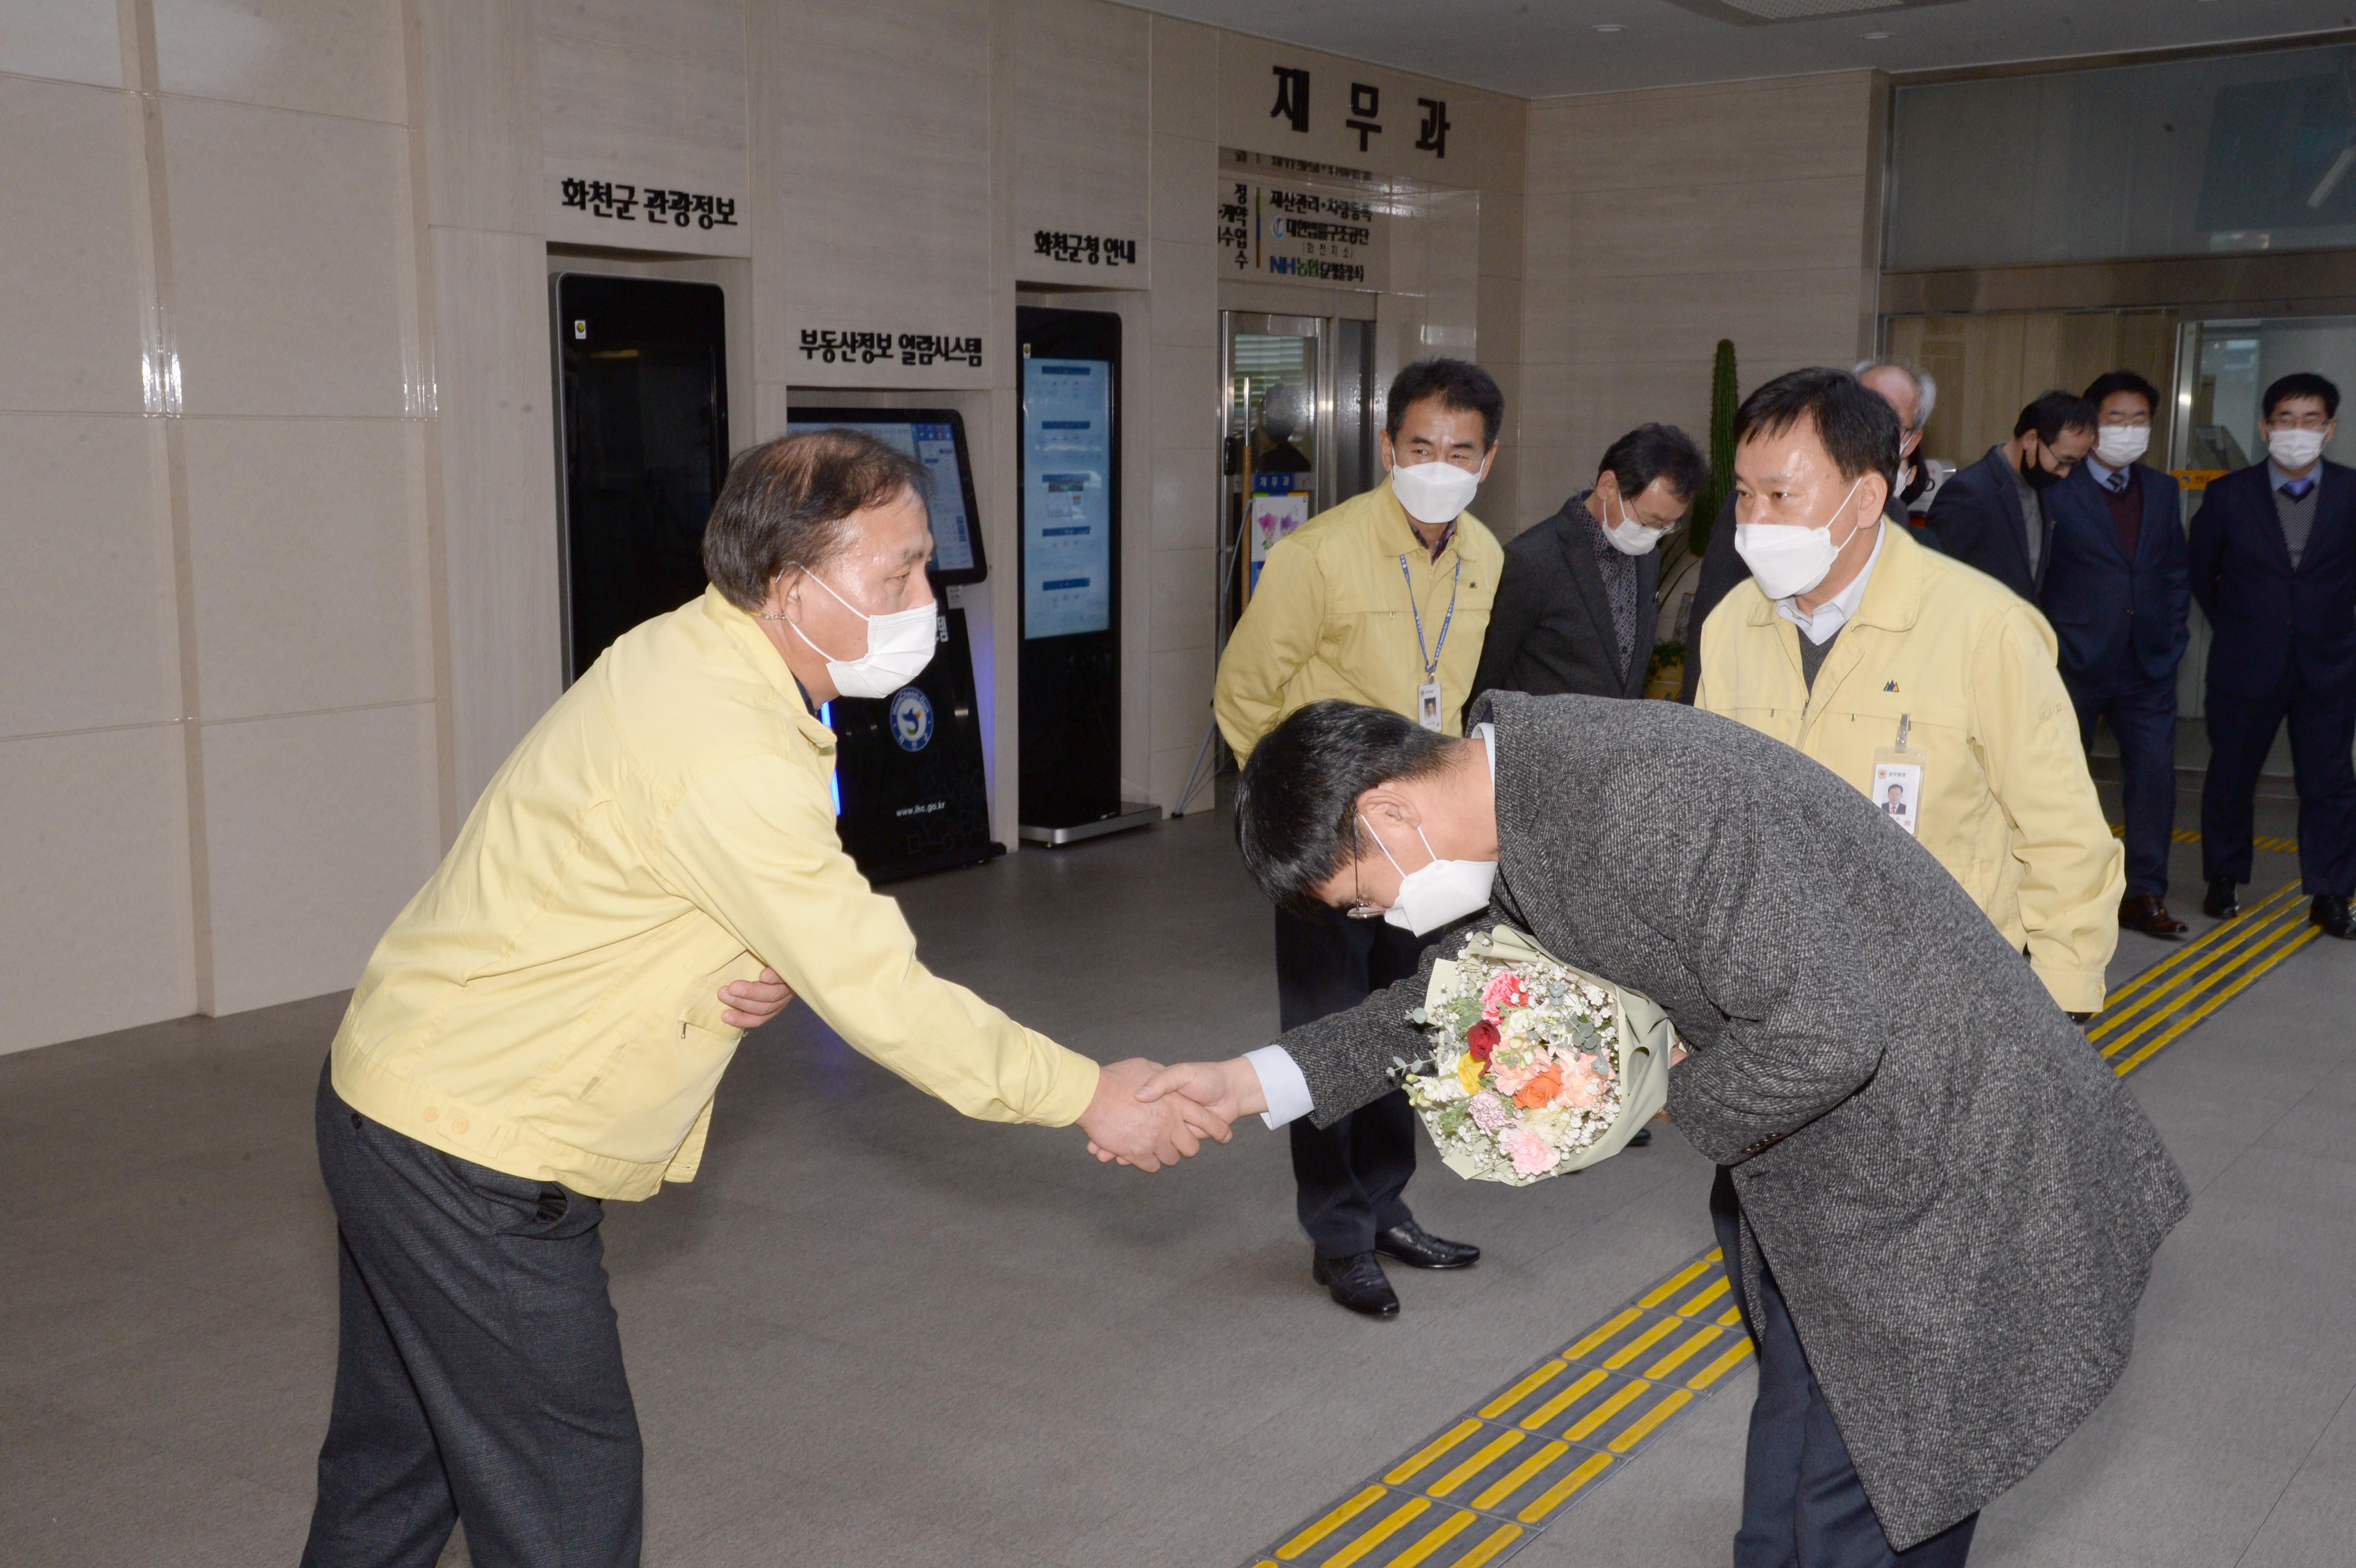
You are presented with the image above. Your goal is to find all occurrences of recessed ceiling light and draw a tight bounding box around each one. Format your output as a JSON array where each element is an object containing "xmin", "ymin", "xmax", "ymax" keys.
[
  {"xmin": 1863, "ymin": 31, "xmax": 1892, "ymax": 40},
  {"xmin": 1594, "ymin": 23, "xmax": 1624, "ymax": 32}
]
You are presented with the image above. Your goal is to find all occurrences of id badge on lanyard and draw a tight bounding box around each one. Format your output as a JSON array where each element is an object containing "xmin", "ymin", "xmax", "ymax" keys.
[
  {"xmin": 1872, "ymin": 713, "xmax": 1928, "ymax": 838},
  {"xmin": 1402, "ymin": 553, "xmax": 1461, "ymax": 734}
]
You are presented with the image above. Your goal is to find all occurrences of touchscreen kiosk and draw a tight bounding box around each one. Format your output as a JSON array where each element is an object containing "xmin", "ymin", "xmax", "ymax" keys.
[{"xmin": 785, "ymin": 408, "xmax": 998, "ymax": 881}]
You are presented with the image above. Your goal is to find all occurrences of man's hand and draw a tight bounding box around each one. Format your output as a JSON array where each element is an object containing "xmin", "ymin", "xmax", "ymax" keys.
[
  {"xmin": 1136, "ymin": 1058, "xmax": 1268, "ymax": 1125},
  {"xmin": 720, "ymin": 968, "xmax": 795, "ymax": 1029},
  {"xmin": 1078, "ymin": 1057, "xmax": 1233, "ymax": 1172}
]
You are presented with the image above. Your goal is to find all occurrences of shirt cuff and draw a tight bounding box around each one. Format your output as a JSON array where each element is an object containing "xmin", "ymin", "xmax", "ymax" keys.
[{"xmin": 1245, "ymin": 1044, "xmax": 1314, "ymax": 1129}]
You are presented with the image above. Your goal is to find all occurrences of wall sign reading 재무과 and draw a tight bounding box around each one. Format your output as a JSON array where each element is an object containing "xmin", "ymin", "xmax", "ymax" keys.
[
  {"xmin": 557, "ymin": 178, "xmax": 739, "ymax": 230},
  {"xmin": 1266, "ymin": 64, "xmax": 1450, "ymax": 160},
  {"xmin": 1033, "ymin": 232, "xmax": 1138, "ymax": 267},
  {"xmin": 798, "ymin": 330, "xmax": 983, "ymax": 369}
]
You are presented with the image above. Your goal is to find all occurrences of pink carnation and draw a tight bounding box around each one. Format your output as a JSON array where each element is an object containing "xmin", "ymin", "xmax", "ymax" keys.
[
  {"xmin": 1467, "ymin": 1091, "xmax": 1513, "ymax": 1132},
  {"xmin": 1489, "ymin": 1060, "xmax": 1538, "ymax": 1096},
  {"xmin": 1501, "ymin": 1126, "xmax": 1560, "ymax": 1176},
  {"xmin": 1555, "ymin": 1057, "xmax": 1606, "ymax": 1111},
  {"xmin": 1480, "ymin": 971, "xmax": 1529, "ymax": 1020}
]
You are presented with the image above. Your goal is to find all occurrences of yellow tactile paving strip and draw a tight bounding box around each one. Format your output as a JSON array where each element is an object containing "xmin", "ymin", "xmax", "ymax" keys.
[{"xmin": 1243, "ymin": 878, "xmax": 2319, "ymax": 1568}]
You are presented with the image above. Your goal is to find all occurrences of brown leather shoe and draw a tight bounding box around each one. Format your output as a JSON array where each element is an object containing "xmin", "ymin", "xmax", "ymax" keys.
[{"xmin": 2119, "ymin": 893, "xmax": 2188, "ymax": 939}]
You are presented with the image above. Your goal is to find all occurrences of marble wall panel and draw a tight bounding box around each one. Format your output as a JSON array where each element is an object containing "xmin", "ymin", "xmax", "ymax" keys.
[
  {"xmin": 197, "ymin": 702, "xmax": 441, "ymax": 1016},
  {"xmin": 0, "ymin": 726, "xmax": 198, "ymax": 1055},
  {"xmin": 0, "ymin": 414, "xmax": 179, "ymax": 738},
  {"xmin": 432, "ymin": 225, "xmax": 563, "ymax": 808},
  {"xmin": 1526, "ymin": 73, "xmax": 1874, "ymax": 195},
  {"xmin": 753, "ymin": 0, "xmax": 993, "ymax": 387},
  {"xmin": 417, "ymin": 0, "xmax": 543, "ymax": 234},
  {"xmin": 153, "ymin": 0, "xmax": 407, "ymax": 124},
  {"xmin": 162, "ymin": 96, "xmax": 414, "ymax": 418},
  {"xmin": 0, "ymin": 76, "xmax": 151, "ymax": 414},
  {"xmin": 1148, "ymin": 13, "xmax": 1215, "ymax": 143},
  {"xmin": 1010, "ymin": 0, "xmax": 1149, "ymax": 287},
  {"xmin": 2, "ymin": 0, "xmax": 125, "ymax": 88},
  {"xmin": 181, "ymin": 416, "xmax": 431, "ymax": 721},
  {"xmin": 535, "ymin": 0, "xmax": 749, "ymax": 256}
]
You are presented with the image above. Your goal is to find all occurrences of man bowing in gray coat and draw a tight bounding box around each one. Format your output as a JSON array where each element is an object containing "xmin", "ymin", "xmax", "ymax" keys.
[{"xmin": 1139, "ymin": 692, "xmax": 2188, "ymax": 1567}]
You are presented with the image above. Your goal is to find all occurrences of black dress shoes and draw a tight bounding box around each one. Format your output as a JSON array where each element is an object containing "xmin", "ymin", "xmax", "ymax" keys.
[
  {"xmin": 2119, "ymin": 893, "xmax": 2188, "ymax": 939},
  {"xmin": 1628, "ymin": 1126, "xmax": 1654, "ymax": 1148},
  {"xmin": 1312, "ymin": 1252, "xmax": 1399, "ymax": 1318},
  {"xmin": 2312, "ymin": 896, "xmax": 2356, "ymax": 940},
  {"xmin": 1374, "ymin": 1219, "xmax": 1481, "ymax": 1270},
  {"xmin": 2203, "ymin": 879, "xmax": 2240, "ymax": 919}
]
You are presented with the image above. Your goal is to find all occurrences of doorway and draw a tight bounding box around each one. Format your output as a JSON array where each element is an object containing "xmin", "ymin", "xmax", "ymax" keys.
[
  {"xmin": 1218, "ymin": 311, "xmax": 1377, "ymax": 629},
  {"xmin": 552, "ymin": 274, "xmax": 729, "ymax": 682}
]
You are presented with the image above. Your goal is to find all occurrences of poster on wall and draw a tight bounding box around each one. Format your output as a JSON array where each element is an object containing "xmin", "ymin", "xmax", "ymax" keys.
[
  {"xmin": 1218, "ymin": 178, "xmax": 1389, "ymax": 291},
  {"xmin": 1247, "ymin": 490, "xmax": 1310, "ymax": 597},
  {"xmin": 1021, "ymin": 357, "xmax": 1113, "ymax": 640}
]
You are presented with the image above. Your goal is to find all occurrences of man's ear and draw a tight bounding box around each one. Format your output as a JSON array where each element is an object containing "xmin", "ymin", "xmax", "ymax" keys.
[
  {"xmin": 1354, "ymin": 784, "xmax": 1421, "ymax": 830},
  {"xmin": 1378, "ymin": 428, "xmax": 1396, "ymax": 474}
]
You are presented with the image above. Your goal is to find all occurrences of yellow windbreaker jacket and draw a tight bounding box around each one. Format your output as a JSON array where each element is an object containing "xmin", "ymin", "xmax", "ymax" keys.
[
  {"xmin": 330, "ymin": 585, "xmax": 1099, "ymax": 1199},
  {"xmin": 1695, "ymin": 524, "xmax": 2123, "ymax": 1013},
  {"xmin": 1215, "ymin": 481, "xmax": 1504, "ymax": 760}
]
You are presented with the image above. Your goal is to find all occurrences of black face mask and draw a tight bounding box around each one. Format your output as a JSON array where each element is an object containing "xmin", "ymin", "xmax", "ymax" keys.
[{"xmin": 2018, "ymin": 453, "xmax": 2065, "ymax": 491}]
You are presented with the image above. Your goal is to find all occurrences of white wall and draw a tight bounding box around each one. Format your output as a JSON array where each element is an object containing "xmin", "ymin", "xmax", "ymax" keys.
[
  {"xmin": 1517, "ymin": 71, "xmax": 1885, "ymax": 526},
  {"xmin": 0, "ymin": 0, "xmax": 1536, "ymax": 1055}
]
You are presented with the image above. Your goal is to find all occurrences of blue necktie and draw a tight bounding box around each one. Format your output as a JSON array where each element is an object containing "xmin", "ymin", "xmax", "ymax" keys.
[
  {"xmin": 2105, "ymin": 472, "xmax": 2127, "ymax": 495},
  {"xmin": 2282, "ymin": 478, "xmax": 2317, "ymax": 501}
]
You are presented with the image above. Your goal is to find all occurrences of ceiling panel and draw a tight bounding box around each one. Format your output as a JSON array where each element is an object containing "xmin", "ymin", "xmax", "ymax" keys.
[{"xmin": 1117, "ymin": 0, "xmax": 2351, "ymax": 99}]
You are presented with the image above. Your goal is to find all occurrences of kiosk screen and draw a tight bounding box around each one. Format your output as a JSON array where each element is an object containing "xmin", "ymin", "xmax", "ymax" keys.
[{"xmin": 784, "ymin": 409, "xmax": 985, "ymax": 584}]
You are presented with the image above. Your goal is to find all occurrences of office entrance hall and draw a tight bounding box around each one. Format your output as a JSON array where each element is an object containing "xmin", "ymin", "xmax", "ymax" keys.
[{"xmin": 5, "ymin": 796, "xmax": 2348, "ymax": 1568}]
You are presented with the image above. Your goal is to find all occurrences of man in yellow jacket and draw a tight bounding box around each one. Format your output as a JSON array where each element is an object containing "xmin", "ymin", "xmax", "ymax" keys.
[
  {"xmin": 1695, "ymin": 369, "xmax": 2123, "ymax": 1016},
  {"xmin": 305, "ymin": 430, "xmax": 1224, "ymax": 1567},
  {"xmin": 1213, "ymin": 359, "xmax": 1504, "ymax": 1318}
]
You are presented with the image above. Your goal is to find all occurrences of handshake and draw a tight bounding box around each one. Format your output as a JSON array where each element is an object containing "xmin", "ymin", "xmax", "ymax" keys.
[
  {"xmin": 1076, "ymin": 1056, "xmax": 1275, "ymax": 1172},
  {"xmin": 715, "ymin": 969, "xmax": 1276, "ymax": 1174}
]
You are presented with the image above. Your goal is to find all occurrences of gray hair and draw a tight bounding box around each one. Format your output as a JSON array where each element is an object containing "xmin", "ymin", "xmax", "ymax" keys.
[{"xmin": 1854, "ymin": 357, "xmax": 1937, "ymax": 431}]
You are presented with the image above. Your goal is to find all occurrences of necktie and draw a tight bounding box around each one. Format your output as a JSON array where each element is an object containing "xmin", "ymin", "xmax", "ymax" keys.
[
  {"xmin": 2106, "ymin": 473, "xmax": 2127, "ymax": 495},
  {"xmin": 2283, "ymin": 478, "xmax": 2317, "ymax": 501}
]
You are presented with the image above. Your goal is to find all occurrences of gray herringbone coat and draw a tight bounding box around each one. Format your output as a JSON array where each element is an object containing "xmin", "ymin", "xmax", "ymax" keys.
[{"xmin": 1281, "ymin": 691, "xmax": 2189, "ymax": 1548}]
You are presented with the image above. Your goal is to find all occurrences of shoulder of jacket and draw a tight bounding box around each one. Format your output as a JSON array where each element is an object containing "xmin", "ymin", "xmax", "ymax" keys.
[{"xmin": 1455, "ymin": 513, "xmax": 1506, "ymax": 563}]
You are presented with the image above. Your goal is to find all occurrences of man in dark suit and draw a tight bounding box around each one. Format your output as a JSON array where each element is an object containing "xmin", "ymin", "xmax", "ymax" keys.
[
  {"xmin": 2042, "ymin": 371, "xmax": 2192, "ymax": 938},
  {"xmin": 1472, "ymin": 423, "xmax": 1707, "ymax": 705},
  {"xmin": 1151, "ymin": 694, "xmax": 2187, "ymax": 1567},
  {"xmin": 2190, "ymin": 371, "xmax": 2356, "ymax": 939},
  {"xmin": 1678, "ymin": 358, "xmax": 1940, "ymax": 703},
  {"xmin": 1930, "ymin": 392, "xmax": 2096, "ymax": 601}
]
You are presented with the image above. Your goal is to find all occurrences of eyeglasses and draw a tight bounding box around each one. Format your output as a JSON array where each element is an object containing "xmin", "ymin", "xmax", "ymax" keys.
[
  {"xmin": 2268, "ymin": 412, "xmax": 2333, "ymax": 431},
  {"xmin": 1345, "ymin": 852, "xmax": 1385, "ymax": 919}
]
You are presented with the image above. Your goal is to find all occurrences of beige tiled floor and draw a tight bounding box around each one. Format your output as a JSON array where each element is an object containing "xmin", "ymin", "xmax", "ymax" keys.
[{"xmin": 1, "ymin": 795, "xmax": 2347, "ymax": 1568}]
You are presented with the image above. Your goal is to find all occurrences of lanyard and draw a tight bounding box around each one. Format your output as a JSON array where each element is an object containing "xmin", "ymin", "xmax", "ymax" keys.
[{"xmin": 1398, "ymin": 552, "xmax": 1462, "ymax": 679}]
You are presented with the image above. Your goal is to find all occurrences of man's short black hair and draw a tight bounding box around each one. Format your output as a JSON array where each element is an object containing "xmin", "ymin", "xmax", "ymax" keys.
[
  {"xmin": 1235, "ymin": 700, "xmax": 1460, "ymax": 920},
  {"xmin": 1597, "ymin": 423, "xmax": 1708, "ymax": 506},
  {"xmin": 2264, "ymin": 371, "xmax": 2342, "ymax": 420},
  {"xmin": 1731, "ymin": 368, "xmax": 1901, "ymax": 492},
  {"xmin": 1385, "ymin": 359, "xmax": 1505, "ymax": 450},
  {"xmin": 2014, "ymin": 391, "xmax": 2097, "ymax": 445},
  {"xmin": 2083, "ymin": 370, "xmax": 2160, "ymax": 417}
]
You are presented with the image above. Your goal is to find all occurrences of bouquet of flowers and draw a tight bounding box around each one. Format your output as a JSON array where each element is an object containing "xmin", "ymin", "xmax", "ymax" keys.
[{"xmin": 1403, "ymin": 926, "xmax": 1673, "ymax": 1186}]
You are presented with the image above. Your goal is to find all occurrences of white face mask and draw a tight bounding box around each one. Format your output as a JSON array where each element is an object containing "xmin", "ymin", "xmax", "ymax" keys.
[
  {"xmin": 1358, "ymin": 815, "xmax": 1496, "ymax": 936},
  {"xmin": 1600, "ymin": 486, "xmax": 1663, "ymax": 556},
  {"xmin": 2269, "ymin": 427, "xmax": 2328, "ymax": 470},
  {"xmin": 1734, "ymin": 476, "xmax": 1868, "ymax": 602},
  {"xmin": 1390, "ymin": 460, "xmax": 1484, "ymax": 526},
  {"xmin": 775, "ymin": 571, "xmax": 938, "ymax": 699},
  {"xmin": 2095, "ymin": 425, "xmax": 2151, "ymax": 468}
]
